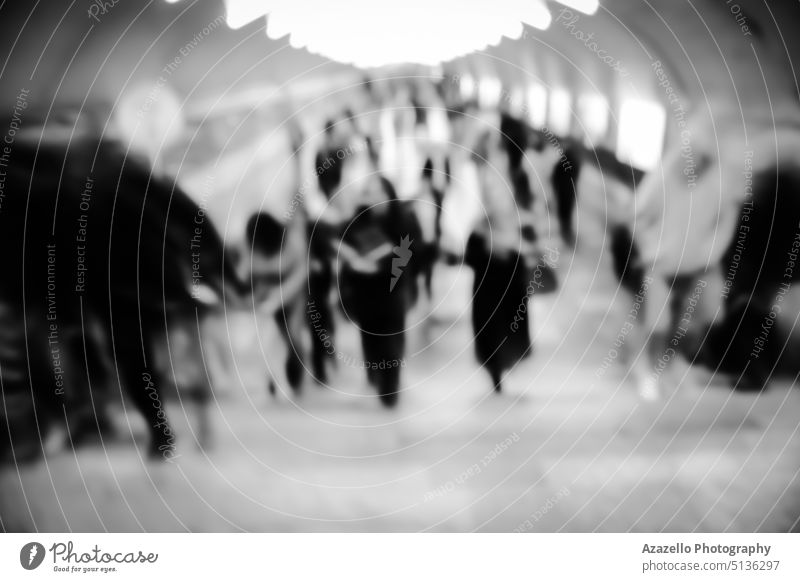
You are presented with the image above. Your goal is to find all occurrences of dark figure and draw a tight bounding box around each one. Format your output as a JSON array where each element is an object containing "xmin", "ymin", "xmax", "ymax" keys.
[
  {"xmin": 410, "ymin": 159, "xmax": 446, "ymax": 300},
  {"xmin": 610, "ymin": 224, "xmax": 646, "ymax": 296},
  {"xmin": 306, "ymin": 220, "xmax": 338, "ymax": 384},
  {"xmin": 701, "ymin": 296, "xmax": 779, "ymax": 390},
  {"xmin": 245, "ymin": 211, "xmax": 307, "ymax": 394},
  {"xmin": 315, "ymin": 120, "xmax": 345, "ymax": 200},
  {"xmin": 498, "ymin": 114, "xmax": 539, "ymax": 272},
  {"xmin": 337, "ymin": 177, "xmax": 421, "ymax": 406},
  {"xmin": 0, "ymin": 136, "xmax": 241, "ymax": 463},
  {"xmin": 695, "ymin": 171, "xmax": 800, "ymax": 389},
  {"xmin": 499, "ymin": 113, "xmax": 528, "ymax": 171},
  {"xmin": 552, "ymin": 144, "xmax": 582, "ymax": 247},
  {"xmin": 465, "ymin": 233, "xmax": 532, "ymax": 392},
  {"xmin": 466, "ymin": 131, "xmax": 535, "ymax": 393},
  {"xmin": 304, "ymin": 119, "xmax": 354, "ymax": 384}
]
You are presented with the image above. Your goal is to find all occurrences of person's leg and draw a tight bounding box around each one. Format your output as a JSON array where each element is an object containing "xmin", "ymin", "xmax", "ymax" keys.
[
  {"xmin": 0, "ymin": 301, "xmax": 49, "ymax": 463},
  {"xmin": 275, "ymin": 295, "xmax": 306, "ymax": 393},
  {"xmin": 629, "ymin": 274, "xmax": 671, "ymax": 400},
  {"xmin": 114, "ymin": 314, "xmax": 175, "ymax": 459}
]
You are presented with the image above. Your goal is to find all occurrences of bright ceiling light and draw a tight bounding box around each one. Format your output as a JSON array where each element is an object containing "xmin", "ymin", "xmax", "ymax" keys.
[
  {"xmin": 219, "ymin": 0, "xmax": 557, "ymax": 68},
  {"xmin": 555, "ymin": 0, "xmax": 599, "ymax": 15},
  {"xmin": 223, "ymin": 0, "xmax": 271, "ymax": 29}
]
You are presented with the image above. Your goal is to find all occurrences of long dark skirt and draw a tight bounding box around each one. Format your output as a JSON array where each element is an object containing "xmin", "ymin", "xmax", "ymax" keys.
[
  {"xmin": 465, "ymin": 233, "xmax": 532, "ymax": 391},
  {"xmin": 339, "ymin": 267, "xmax": 407, "ymax": 407}
]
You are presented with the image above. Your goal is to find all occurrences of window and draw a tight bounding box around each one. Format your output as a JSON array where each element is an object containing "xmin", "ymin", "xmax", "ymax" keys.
[
  {"xmin": 547, "ymin": 88, "xmax": 572, "ymax": 136},
  {"xmin": 577, "ymin": 93, "xmax": 609, "ymax": 143},
  {"xmin": 616, "ymin": 99, "xmax": 666, "ymax": 170},
  {"xmin": 526, "ymin": 83, "xmax": 548, "ymax": 127}
]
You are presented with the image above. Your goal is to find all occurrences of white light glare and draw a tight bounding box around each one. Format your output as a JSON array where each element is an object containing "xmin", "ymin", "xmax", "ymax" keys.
[
  {"xmin": 577, "ymin": 93, "xmax": 609, "ymax": 142},
  {"xmin": 221, "ymin": 0, "xmax": 555, "ymax": 68},
  {"xmin": 526, "ymin": 83, "xmax": 548, "ymax": 127},
  {"xmin": 478, "ymin": 78, "xmax": 502, "ymax": 108},
  {"xmin": 555, "ymin": 0, "xmax": 599, "ymax": 15},
  {"xmin": 616, "ymin": 99, "xmax": 666, "ymax": 171},
  {"xmin": 224, "ymin": 0, "xmax": 271, "ymax": 29},
  {"xmin": 548, "ymin": 88, "xmax": 572, "ymax": 136}
]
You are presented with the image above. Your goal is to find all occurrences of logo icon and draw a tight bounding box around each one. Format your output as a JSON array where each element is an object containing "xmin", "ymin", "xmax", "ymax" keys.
[
  {"xmin": 389, "ymin": 235, "xmax": 413, "ymax": 292},
  {"xmin": 20, "ymin": 542, "xmax": 46, "ymax": 570}
]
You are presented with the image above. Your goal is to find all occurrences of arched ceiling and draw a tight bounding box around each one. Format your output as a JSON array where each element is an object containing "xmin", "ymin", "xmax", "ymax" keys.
[{"xmin": 0, "ymin": 0, "xmax": 797, "ymax": 140}]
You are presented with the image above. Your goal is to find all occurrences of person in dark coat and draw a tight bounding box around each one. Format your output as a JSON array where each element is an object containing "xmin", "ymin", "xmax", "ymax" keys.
[
  {"xmin": 305, "ymin": 119, "xmax": 348, "ymax": 384},
  {"xmin": 551, "ymin": 143, "xmax": 582, "ymax": 247},
  {"xmin": 336, "ymin": 174, "xmax": 422, "ymax": 406},
  {"xmin": 465, "ymin": 128, "xmax": 535, "ymax": 392},
  {"xmin": 465, "ymin": 235, "xmax": 533, "ymax": 392},
  {"xmin": 0, "ymin": 135, "xmax": 241, "ymax": 462}
]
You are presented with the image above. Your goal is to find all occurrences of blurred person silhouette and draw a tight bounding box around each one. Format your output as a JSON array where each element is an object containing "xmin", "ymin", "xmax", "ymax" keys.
[
  {"xmin": 465, "ymin": 126, "xmax": 536, "ymax": 393},
  {"xmin": 335, "ymin": 157, "xmax": 422, "ymax": 407},
  {"xmin": 246, "ymin": 210, "xmax": 308, "ymax": 397}
]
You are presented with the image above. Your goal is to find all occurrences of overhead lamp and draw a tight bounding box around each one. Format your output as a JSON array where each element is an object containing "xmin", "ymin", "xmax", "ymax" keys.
[
  {"xmin": 554, "ymin": 0, "xmax": 599, "ymax": 15},
  {"xmin": 217, "ymin": 0, "xmax": 558, "ymax": 68},
  {"xmin": 223, "ymin": 0, "xmax": 271, "ymax": 29}
]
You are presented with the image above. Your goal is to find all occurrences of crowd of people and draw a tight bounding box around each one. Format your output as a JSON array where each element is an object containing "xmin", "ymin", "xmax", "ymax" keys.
[
  {"xmin": 3, "ymin": 74, "xmax": 796, "ymax": 464},
  {"xmin": 243, "ymin": 78, "xmax": 581, "ymax": 406}
]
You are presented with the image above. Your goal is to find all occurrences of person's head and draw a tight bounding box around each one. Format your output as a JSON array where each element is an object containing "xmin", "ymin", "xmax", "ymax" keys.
[
  {"xmin": 500, "ymin": 113, "xmax": 528, "ymax": 169},
  {"xmin": 422, "ymin": 158, "xmax": 434, "ymax": 182},
  {"xmin": 245, "ymin": 212, "xmax": 284, "ymax": 256}
]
